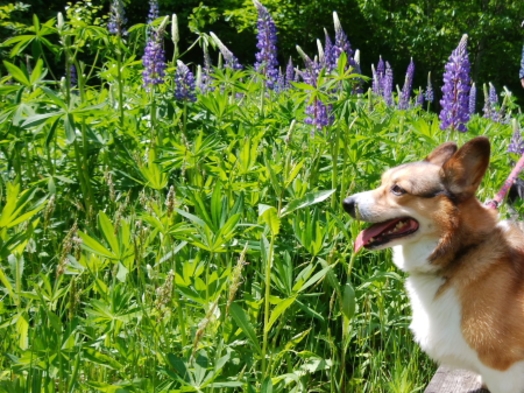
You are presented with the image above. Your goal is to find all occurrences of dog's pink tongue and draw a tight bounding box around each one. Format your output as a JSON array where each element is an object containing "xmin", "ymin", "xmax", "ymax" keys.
[{"xmin": 354, "ymin": 221, "xmax": 397, "ymax": 253}]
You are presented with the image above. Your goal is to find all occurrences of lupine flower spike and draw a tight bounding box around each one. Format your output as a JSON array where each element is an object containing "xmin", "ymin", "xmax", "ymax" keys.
[
  {"xmin": 333, "ymin": 11, "xmax": 354, "ymax": 66},
  {"xmin": 198, "ymin": 49, "xmax": 214, "ymax": 93},
  {"xmin": 509, "ymin": 118, "xmax": 524, "ymax": 155},
  {"xmin": 147, "ymin": 0, "xmax": 159, "ymax": 25},
  {"xmin": 253, "ymin": 0, "xmax": 279, "ymax": 89},
  {"xmin": 297, "ymin": 46, "xmax": 333, "ymax": 130},
  {"xmin": 210, "ymin": 32, "xmax": 243, "ymax": 71},
  {"xmin": 468, "ymin": 82, "xmax": 476, "ymax": 115},
  {"xmin": 415, "ymin": 89, "xmax": 424, "ymax": 108},
  {"xmin": 284, "ymin": 57, "xmax": 294, "ymax": 88},
  {"xmin": 372, "ymin": 57, "xmax": 385, "ymax": 96},
  {"xmin": 323, "ymin": 29, "xmax": 337, "ymax": 72},
  {"xmin": 108, "ymin": 0, "xmax": 127, "ymax": 36},
  {"xmin": 425, "ymin": 72, "xmax": 434, "ymax": 104},
  {"xmin": 171, "ymin": 14, "xmax": 179, "ymax": 57},
  {"xmin": 142, "ymin": 27, "xmax": 167, "ymax": 89},
  {"xmin": 305, "ymin": 99, "xmax": 333, "ymax": 131},
  {"xmin": 484, "ymin": 82, "xmax": 501, "ymax": 122},
  {"xmin": 316, "ymin": 39, "xmax": 325, "ymax": 65},
  {"xmin": 439, "ymin": 34, "xmax": 471, "ymax": 132},
  {"xmin": 175, "ymin": 60, "xmax": 197, "ymax": 102},
  {"xmin": 398, "ymin": 58, "xmax": 415, "ymax": 110},
  {"xmin": 383, "ymin": 61, "xmax": 394, "ymax": 106}
]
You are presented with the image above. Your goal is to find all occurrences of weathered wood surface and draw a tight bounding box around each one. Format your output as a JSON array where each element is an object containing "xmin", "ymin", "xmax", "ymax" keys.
[{"xmin": 424, "ymin": 366, "xmax": 490, "ymax": 393}]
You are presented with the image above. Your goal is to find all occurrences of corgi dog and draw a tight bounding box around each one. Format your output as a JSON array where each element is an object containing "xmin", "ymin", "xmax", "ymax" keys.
[{"xmin": 343, "ymin": 137, "xmax": 524, "ymax": 393}]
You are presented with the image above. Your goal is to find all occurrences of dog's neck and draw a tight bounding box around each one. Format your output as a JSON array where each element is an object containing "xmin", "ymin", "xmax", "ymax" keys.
[{"xmin": 394, "ymin": 198, "xmax": 498, "ymax": 276}]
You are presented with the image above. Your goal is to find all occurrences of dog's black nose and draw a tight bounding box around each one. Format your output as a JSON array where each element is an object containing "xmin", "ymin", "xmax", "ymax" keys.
[{"xmin": 342, "ymin": 197, "xmax": 357, "ymax": 218}]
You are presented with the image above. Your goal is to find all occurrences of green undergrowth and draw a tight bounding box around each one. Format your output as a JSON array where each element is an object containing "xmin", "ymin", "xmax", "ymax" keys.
[{"xmin": 0, "ymin": 11, "xmax": 522, "ymax": 393}]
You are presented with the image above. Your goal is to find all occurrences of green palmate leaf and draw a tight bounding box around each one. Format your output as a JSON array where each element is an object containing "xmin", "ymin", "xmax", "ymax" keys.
[
  {"xmin": 29, "ymin": 58, "xmax": 46, "ymax": 85},
  {"xmin": 229, "ymin": 302, "xmax": 262, "ymax": 355},
  {"xmin": 266, "ymin": 295, "xmax": 297, "ymax": 332},
  {"xmin": 64, "ymin": 113, "xmax": 76, "ymax": 144},
  {"xmin": 295, "ymin": 265, "xmax": 331, "ymax": 293},
  {"xmin": 280, "ymin": 189, "xmax": 336, "ymax": 217},
  {"xmin": 3, "ymin": 61, "xmax": 30, "ymax": 86},
  {"xmin": 0, "ymin": 266, "xmax": 14, "ymax": 300},
  {"xmin": 15, "ymin": 314, "xmax": 29, "ymax": 350},
  {"xmin": 258, "ymin": 204, "xmax": 280, "ymax": 236},
  {"xmin": 20, "ymin": 112, "xmax": 61, "ymax": 129},
  {"xmin": 41, "ymin": 87, "xmax": 68, "ymax": 110},
  {"xmin": 78, "ymin": 231, "xmax": 117, "ymax": 260},
  {"xmin": 98, "ymin": 211, "xmax": 120, "ymax": 257},
  {"xmin": 84, "ymin": 348, "xmax": 124, "ymax": 370},
  {"xmin": 175, "ymin": 208, "xmax": 207, "ymax": 228}
]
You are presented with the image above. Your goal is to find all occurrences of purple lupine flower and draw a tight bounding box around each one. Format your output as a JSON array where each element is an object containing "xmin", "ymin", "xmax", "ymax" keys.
[
  {"xmin": 398, "ymin": 58, "xmax": 415, "ymax": 110},
  {"xmin": 323, "ymin": 30, "xmax": 337, "ymax": 73},
  {"xmin": 305, "ymin": 98, "xmax": 333, "ymax": 131},
  {"xmin": 489, "ymin": 82, "xmax": 498, "ymax": 106},
  {"xmin": 425, "ymin": 72, "xmax": 434, "ymax": 103},
  {"xmin": 297, "ymin": 47, "xmax": 333, "ymax": 130},
  {"xmin": 371, "ymin": 64, "xmax": 380, "ymax": 95},
  {"xmin": 483, "ymin": 82, "xmax": 500, "ymax": 121},
  {"xmin": 333, "ymin": 12, "xmax": 354, "ymax": 66},
  {"xmin": 108, "ymin": 0, "xmax": 127, "ymax": 36},
  {"xmin": 468, "ymin": 82, "xmax": 476, "ymax": 115},
  {"xmin": 383, "ymin": 61, "xmax": 394, "ymax": 106},
  {"xmin": 142, "ymin": 28, "xmax": 166, "ymax": 89},
  {"xmin": 296, "ymin": 45, "xmax": 321, "ymax": 84},
  {"xmin": 210, "ymin": 32, "xmax": 242, "ymax": 71},
  {"xmin": 284, "ymin": 57, "xmax": 294, "ymax": 88},
  {"xmin": 175, "ymin": 60, "xmax": 196, "ymax": 102},
  {"xmin": 415, "ymin": 89, "xmax": 424, "ymax": 108},
  {"xmin": 253, "ymin": 0, "xmax": 279, "ymax": 89},
  {"xmin": 147, "ymin": 0, "xmax": 159, "ymax": 25},
  {"xmin": 372, "ymin": 57, "xmax": 385, "ymax": 95},
  {"xmin": 275, "ymin": 68, "xmax": 285, "ymax": 91},
  {"xmin": 70, "ymin": 64, "xmax": 77, "ymax": 87},
  {"xmin": 439, "ymin": 34, "xmax": 471, "ymax": 132},
  {"xmin": 509, "ymin": 120, "xmax": 524, "ymax": 154},
  {"xmin": 198, "ymin": 51, "xmax": 214, "ymax": 93}
]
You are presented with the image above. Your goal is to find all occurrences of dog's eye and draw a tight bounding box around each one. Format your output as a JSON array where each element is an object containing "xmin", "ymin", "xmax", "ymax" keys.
[{"xmin": 391, "ymin": 185, "xmax": 406, "ymax": 196}]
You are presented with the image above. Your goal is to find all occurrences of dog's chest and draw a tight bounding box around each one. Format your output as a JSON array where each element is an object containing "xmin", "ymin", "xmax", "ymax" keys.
[{"xmin": 405, "ymin": 274, "xmax": 480, "ymax": 371}]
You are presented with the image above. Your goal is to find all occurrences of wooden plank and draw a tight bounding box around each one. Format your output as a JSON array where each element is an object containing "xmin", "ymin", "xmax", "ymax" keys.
[{"xmin": 424, "ymin": 366, "xmax": 490, "ymax": 393}]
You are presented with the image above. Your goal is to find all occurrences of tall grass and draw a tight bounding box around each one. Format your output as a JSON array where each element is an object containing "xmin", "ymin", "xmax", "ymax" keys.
[{"xmin": 0, "ymin": 7, "xmax": 521, "ymax": 393}]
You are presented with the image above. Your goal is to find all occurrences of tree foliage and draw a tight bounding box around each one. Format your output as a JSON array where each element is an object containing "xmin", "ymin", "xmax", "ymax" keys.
[{"xmin": 2, "ymin": 0, "xmax": 524, "ymax": 103}]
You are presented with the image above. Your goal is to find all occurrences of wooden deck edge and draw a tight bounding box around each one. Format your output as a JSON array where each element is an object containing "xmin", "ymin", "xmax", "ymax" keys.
[{"xmin": 424, "ymin": 366, "xmax": 490, "ymax": 393}]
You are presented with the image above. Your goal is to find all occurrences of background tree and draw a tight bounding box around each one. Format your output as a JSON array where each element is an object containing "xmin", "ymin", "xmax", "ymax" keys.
[{"xmin": 3, "ymin": 0, "xmax": 524, "ymax": 105}]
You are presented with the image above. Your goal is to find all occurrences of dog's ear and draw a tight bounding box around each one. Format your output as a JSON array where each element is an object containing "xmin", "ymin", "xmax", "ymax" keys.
[
  {"xmin": 425, "ymin": 142, "xmax": 457, "ymax": 166},
  {"xmin": 440, "ymin": 137, "xmax": 490, "ymax": 201}
]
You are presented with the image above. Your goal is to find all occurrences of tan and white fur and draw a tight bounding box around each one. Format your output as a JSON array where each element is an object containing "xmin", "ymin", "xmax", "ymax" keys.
[{"xmin": 343, "ymin": 137, "xmax": 524, "ymax": 393}]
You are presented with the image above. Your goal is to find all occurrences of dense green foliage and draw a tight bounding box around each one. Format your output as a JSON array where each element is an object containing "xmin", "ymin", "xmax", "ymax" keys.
[
  {"xmin": 0, "ymin": 4, "xmax": 523, "ymax": 393},
  {"xmin": 2, "ymin": 0, "xmax": 524, "ymax": 104}
]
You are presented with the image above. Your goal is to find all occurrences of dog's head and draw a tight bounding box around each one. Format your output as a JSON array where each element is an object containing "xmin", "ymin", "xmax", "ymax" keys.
[{"xmin": 343, "ymin": 137, "xmax": 491, "ymax": 258}]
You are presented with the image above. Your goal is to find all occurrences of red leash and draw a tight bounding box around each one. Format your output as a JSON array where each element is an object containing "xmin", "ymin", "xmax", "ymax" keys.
[{"xmin": 485, "ymin": 154, "xmax": 524, "ymax": 209}]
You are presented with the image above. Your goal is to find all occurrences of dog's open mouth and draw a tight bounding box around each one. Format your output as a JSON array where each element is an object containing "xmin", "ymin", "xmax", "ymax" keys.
[{"xmin": 354, "ymin": 217, "xmax": 419, "ymax": 253}]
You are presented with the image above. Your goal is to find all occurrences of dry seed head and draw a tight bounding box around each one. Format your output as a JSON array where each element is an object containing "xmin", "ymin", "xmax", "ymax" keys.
[
  {"xmin": 165, "ymin": 185, "xmax": 176, "ymax": 217},
  {"xmin": 191, "ymin": 298, "xmax": 220, "ymax": 360},
  {"xmin": 155, "ymin": 269, "xmax": 174, "ymax": 312},
  {"xmin": 58, "ymin": 221, "xmax": 78, "ymax": 277},
  {"xmin": 226, "ymin": 243, "xmax": 248, "ymax": 315},
  {"xmin": 44, "ymin": 194, "xmax": 56, "ymax": 228},
  {"xmin": 104, "ymin": 170, "xmax": 116, "ymax": 202}
]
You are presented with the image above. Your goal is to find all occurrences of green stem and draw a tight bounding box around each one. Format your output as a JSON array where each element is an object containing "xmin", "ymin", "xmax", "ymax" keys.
[
  {"xmin": 331, "ymin": 126, "xmax": 340, "ymax": 210},
  {"xmin": 116, "ymin": 43, "xmax": 125, "ymax": 129},
  {"xmin": 150, "ymin": 87, "xmax": 159, "ymax": 151},
  {"xmin": 261, "ymin": 234, "xmax": 275, "ymax": 379}
]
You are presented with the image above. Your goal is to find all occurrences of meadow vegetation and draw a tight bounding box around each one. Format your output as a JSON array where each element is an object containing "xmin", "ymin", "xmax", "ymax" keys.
[{"xmin": 0, "ymin": 2, "xmax": 522, "ymax": 392}]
